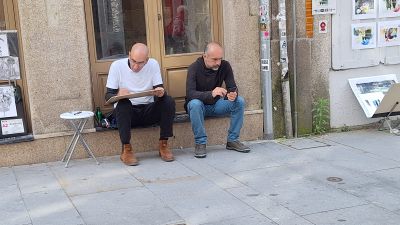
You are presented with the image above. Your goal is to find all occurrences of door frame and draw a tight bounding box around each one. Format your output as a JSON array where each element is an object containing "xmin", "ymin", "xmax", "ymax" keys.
[
  {"xmin": 84, "ymin": 0, "xmax": 223, "ymax": 112},
  {"xmin": 1, "ymin": 0, "xmax": 31, "ymax": 132}
]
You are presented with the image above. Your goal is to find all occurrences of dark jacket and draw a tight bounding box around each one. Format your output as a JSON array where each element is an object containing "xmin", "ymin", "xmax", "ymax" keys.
[{"xmin": 184, "ymin": 57, "xmax": 237, "ymax": 111}]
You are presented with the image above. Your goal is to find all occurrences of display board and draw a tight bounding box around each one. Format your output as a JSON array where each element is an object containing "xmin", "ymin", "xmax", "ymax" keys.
[
  {"xmin": 333, "ymin": 0, "xmax": 400, "ymax": 70},
  {"xmin": 0, "ymin": 30, "xmax": 28, "ymax": 139}
]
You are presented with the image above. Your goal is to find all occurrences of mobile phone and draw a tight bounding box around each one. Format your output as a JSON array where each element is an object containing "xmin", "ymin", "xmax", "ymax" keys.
[{"xmin": 224, "ymin": 87, "xmax": 237, "ymax": 100}]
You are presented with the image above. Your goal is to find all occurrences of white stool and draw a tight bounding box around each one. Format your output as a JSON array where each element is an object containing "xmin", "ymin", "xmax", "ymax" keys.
[{"xmin": 60, "ymin": 111, "xmax": 99, "ymax": 167}]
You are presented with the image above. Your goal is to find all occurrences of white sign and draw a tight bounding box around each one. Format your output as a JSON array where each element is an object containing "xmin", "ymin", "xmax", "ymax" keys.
[
  {"xmin": 1, "ymin": 118, "xmax": 24, "ymax": 135},
  {"xmin": 312, "ymin": 0, "xmax": 337, "ymax": 15},
  {"xmin": 0, "ymin": 34, "xmax": 10, "ymax": 57}
]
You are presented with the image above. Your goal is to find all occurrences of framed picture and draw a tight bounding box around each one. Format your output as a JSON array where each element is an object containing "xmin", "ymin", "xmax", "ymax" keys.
[
  {"xmin": 0, "ymin": 56, "xmax": 21, "ymax": 80},
  {"xmin": 353, "ymin": 0, "xmax": 378, "ymax": 20},
  {"xmin": 0, "ymin": 34, "xmax": 10, "ymax": 57},
  {"xmin": 379, "ymin": 0, "xmax": 400, "ymax": 18},
  {"xmin": 378, "ymin": 20, "xmax": 400, "ymax": 47},
  {"xmin": 348, "ymin": 74, "xmax": 398, "ymax": 118},
  {"xmin": 0, "ymin": 85, "xmax": 17, "ymax": 118},
  {"xmin": 312, "ymin": 0, "xmax": 337, "ymax": 15},
  {"xmin": 351, "ymin": 22, "xmax": 377, "ymax": 49}
]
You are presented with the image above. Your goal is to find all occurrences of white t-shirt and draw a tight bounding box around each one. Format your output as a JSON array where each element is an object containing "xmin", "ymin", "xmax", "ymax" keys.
[{"xmin": 106, "ymin": 58, "xmax": 163, "ymax": 105}]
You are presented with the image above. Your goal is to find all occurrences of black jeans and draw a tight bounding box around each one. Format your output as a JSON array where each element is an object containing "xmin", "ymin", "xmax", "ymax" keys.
[{"xmin": 114, "ymin": 95, "xmax": 175, "ymax": 144}]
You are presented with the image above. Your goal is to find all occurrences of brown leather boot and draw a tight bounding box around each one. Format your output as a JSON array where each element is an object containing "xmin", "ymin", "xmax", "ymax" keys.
[
  {"xmin": 159, "ymin": 140, "xmax": 174, "ymax": 162},
  {"xmin": 120, "ymin": 144, "xmax": 139, "ymax": 166}
]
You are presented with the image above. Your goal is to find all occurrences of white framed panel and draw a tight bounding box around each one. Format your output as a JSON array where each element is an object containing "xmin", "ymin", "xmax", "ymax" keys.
[{"xmin": 333, "ymin": 0, "xmax": 400, "ymax": 70}]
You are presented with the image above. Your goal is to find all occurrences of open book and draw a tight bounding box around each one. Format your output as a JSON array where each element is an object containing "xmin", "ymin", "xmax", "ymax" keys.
[{"xmin": 105, "ymin": 89, "xmax": 156, "ymax": 105}]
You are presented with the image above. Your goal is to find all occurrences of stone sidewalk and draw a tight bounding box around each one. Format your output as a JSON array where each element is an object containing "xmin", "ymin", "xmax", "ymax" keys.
[{"xmin": 1, "ymin": 129, "xmax": 400, "ymax": 225}]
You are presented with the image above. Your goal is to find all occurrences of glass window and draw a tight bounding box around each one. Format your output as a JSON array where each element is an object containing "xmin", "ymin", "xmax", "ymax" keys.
[
  {"xmin": 91, "ymin": 0, "xmax": 147, "ymax": 60},
  {"xmin": 162, "ymin": 0, "xmax": 211, "ymax": 55}
]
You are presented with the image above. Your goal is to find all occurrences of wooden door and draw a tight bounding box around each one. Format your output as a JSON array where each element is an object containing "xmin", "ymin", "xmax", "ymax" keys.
[{"xmin": 84, "ymin": 0, "xmax": 221, "ymax": 113}]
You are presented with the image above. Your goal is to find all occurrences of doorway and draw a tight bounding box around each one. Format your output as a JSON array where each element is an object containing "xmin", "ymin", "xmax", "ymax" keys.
[{"xmin": 84, "ymin": 0, "xmax": 222, "ymax": 113}]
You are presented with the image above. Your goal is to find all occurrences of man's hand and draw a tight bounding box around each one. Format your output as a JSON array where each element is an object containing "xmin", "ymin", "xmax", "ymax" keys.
[
  {"xmin": 212, "ymin": 87, "xmax": 227, "ymax": 98},
  {"xmin": 154, "ymin": 87, "xmax": 165, "ymax": 97},
  {"xmin": 118, "ymin": 88, "xmax": 130, "ymax": 96},
  {"xmin": 226, "ymin": 91, "xmax": 237, "ymax": 101}
]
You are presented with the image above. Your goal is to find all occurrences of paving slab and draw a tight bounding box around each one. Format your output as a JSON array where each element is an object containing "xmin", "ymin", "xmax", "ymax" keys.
[
  {"xmin": 48, "ymin": 157, "xmax": 142, "ymax": 197},
  {"xmin": 231, "ymin": 164, "xmax": 366, "ymax": 215},
  {"xmin": 279, "ymin": 137, "xmax": 330, "ymax": 150},
  {"xmin": 145, "ymin": 176, "xmax": 258, "ymax": 225},
  {"xmin": 201, "ymin": 214, "xmax": 275, "ymax": 225},
  {"xmin": 13, "ymin": 164, "xmax": 61, "ymax": 194},
  {"xmin": 0, "ymin": 188, "xmax": 31, "ymax": 225},
  {"xmin": 322, "ymin": 130, "xmax": 400, "ymax": 161},
  {"xmin": 227, "ymin": 186, "xmax": 314, "ymax": 225},
  {"xmin": 22, "ymin": 190, "xmax": 84, "ymax": 225},
  {"xmin": 304, "ymin": 204, "xmax": 400, "ymax": 225},
  {"xmin": 71, "ymin": 187, "xmax": 183, "ymax": 225}
]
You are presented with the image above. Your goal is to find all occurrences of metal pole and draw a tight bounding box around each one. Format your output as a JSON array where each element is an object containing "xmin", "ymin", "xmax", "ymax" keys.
[
  {"xmin": 259, "ymin": 0, "xmax": 274, "ymax": 139},
  {"xmin": 277, "ymin": 0, "xmax": 293, "ymax": 138},
  {"xmin": 292, "ymin": 0, "xmax": 298, "ymax": 138}
]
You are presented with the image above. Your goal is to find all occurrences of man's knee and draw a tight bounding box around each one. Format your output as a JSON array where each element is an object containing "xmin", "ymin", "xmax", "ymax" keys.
[
  {"xmin": 159, "ymin": 95, "xmax": 176, "ymax": 112},
  {"xmin": 187, "ymin": 99, "xmax": 204, "ymax": 112},
  {"xmin": 235, "ymin": 96, "xmax": 245, "ymax": 108}
]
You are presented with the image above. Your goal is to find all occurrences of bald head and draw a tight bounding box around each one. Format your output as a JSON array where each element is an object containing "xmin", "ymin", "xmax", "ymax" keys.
[
  {"xmin": 204, "ymin": 42, "xmax": 223, "ymax": 55},
  {"xmin": 130, "ymin": 43, "xmax": 149, "ymax": 57},
  {"xmin": 203, "ymin": 42, "xmax": 223, "ymax": 71},
  {"xmin": 129, "ymin": 43, "xmax": 149, "ymax": 72}
]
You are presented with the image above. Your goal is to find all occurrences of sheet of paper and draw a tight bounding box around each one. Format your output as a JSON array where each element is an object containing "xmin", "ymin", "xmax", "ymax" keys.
[
  {"xmin": 105, "ymin": 90, "xmax": 156, "ymax": 105},
  {"xmin": 1, "ymin": 118, "xmax": 24, "ymax": 135},
  {"xmin": 0, "ymin": 34, "xmax": 10, "ymax": 57}
]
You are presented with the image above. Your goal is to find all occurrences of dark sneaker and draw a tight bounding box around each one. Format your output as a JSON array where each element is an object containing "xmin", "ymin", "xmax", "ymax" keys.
[
  {"xmin": 194, "ymin": 144, "xmax": 207, "ymax": 158},
  {"xmin": 226, "ymin": 140, "xmax": 250, "ymax": 153}
]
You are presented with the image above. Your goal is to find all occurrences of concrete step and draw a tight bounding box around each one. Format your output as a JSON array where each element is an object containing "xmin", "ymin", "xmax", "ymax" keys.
[{"xmin": 0, "ymin": 111, "xmax": 263, "ymax": 166}]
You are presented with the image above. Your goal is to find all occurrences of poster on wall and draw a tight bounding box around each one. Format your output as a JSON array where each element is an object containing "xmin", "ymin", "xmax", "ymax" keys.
[
  {"xmin": 0, "ymin": 86, "xmax": 17, "ymax": 118},
  {"xmin": 348, "ymin": 74, "xmax": 398, "ymax": 118},
  {"xmin": 0, "ymin": 57, "xmax": 21, "ymax": 80},
  {"xmin": 351, "ymin": 22, "xmax": 377, "ymax": 49},
  {"xmin": 353, "ymin": 0, "xmax": 378, "ymax": 19},
  {"xmin": 379, "ymin": 0, "xmax": 400, "ymax": 17},
  {"xmin": 378, "ymin": 20, "xmax": 400, "ymax": 47},
  {"xmin": 0, "ymin": 34, "xmax": 10, "ymax": 57},
  {"xmin": 312, "ymin": 0, "xmax": 337, "ymax": 15}
]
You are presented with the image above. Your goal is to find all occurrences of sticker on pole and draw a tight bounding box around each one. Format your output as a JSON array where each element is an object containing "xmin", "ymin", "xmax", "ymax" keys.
[{"xmin": 261, "ymin": 59, "xmax": 270, "ymax": 71}]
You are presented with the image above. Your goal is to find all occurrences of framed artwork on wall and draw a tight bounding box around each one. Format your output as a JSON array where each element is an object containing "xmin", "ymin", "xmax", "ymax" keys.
[
  {"xmin": 351, "ymin": 22, "xmax": 377, "ymax": 49},
  {"xmin": 353, "ymin": 0, "xmax": 378, "ymax": 19},
  {"xmin": 379, "ymin": 0, "xmax": 400, "ymax": 18},
  {"xmin": 378, "ymin": 20, "xmax": 400, "ymax": 47}
]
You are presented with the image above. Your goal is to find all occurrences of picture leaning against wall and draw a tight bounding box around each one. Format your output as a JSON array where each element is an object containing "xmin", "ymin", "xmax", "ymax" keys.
[
  {"xmin": 352, "ymin": 22, "xmax": 377, "ymax": 49},
  {"xmin": 378, "ymin": 20, "xmax": 400, "ymax": 47},
  {"xmin": 349, "ymin": 74, "xmax": 398, "ymax": 118},
  {"xmin": 379, "ymin": 0, "xmax": 400, "ymax": 17},
  {"xmin": 353, "ymin": 0, "xmax": 378, "ymax": 19}
]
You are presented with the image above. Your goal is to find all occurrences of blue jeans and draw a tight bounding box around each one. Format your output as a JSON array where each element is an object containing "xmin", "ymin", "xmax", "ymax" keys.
[{"xmin": 187, "ymin": 96, "xmax": 245, "ymax": 144}]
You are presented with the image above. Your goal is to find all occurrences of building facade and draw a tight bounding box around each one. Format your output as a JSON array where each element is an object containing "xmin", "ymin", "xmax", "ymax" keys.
[{"xmin": 1, "ymin": 0, "xmax": 399, "ymax": 166}]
